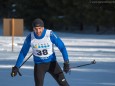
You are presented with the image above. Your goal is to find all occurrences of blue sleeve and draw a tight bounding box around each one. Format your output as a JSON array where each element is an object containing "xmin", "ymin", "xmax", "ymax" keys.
[
  {"xmin": 15, "ymin": 34, "xmax": 31, "ymax": 68},
  {"xmin": 50, "ymin": 31, "xmax": 69, "ymax": 62}
]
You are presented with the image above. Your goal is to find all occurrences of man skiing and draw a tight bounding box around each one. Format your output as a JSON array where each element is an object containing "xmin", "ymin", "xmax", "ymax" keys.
[{"xmin": 11, "ymin": 18, "xmax": 70, "ymax": 86}]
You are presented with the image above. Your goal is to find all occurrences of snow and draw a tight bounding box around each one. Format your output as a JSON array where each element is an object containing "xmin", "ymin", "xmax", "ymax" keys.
[{"xmin": 0, "ymin": 29, "xmax": 115, "ymax": 86}]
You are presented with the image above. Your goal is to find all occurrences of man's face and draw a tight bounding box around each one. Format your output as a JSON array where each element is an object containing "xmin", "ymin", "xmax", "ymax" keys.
[{"xmin": 33, "ymin": 26, "xmax": 44, "ymax": 36}]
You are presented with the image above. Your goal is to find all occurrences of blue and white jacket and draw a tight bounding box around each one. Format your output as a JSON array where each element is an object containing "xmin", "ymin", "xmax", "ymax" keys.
[{"xmin": 15, "ymin": 28, "xmax": 69, "ymax": 68}]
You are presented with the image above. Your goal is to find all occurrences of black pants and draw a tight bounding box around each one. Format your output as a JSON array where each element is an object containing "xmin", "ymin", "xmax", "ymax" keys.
[{"xmin": 34, "ymin": 61, "xmax": 69, "ymax": 86}]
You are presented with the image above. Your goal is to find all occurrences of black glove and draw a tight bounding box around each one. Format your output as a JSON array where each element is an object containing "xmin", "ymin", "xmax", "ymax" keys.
[
  {"xmin": 11, "ymin": 66, "xmax": 19, "ymax": 77},
  {"xmin": 63, "ymin": 61, "xmax": 70, "ymax": 73}
]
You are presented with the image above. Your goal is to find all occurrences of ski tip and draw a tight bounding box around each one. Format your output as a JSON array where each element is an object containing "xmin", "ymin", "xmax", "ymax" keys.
[{"xmin": 92, "ymin": 60, "xmax": 96, "ymax": 64}]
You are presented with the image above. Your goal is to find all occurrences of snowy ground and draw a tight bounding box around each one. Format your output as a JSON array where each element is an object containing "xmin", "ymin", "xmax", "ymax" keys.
[{"xmin": 0, "ymin": 31, "xmax": 115, "ymax": 86}]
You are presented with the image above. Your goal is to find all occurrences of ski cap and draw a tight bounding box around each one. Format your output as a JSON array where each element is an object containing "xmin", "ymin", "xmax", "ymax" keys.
[{"xmin": 32, "ymin": 18, "xmax": 44, "ymax": 27}]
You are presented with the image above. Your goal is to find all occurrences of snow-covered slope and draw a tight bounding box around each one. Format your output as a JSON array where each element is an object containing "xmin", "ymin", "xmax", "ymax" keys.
[{"xmin": 0, "ymin": 32, "xmax": 115, "ymax": 62}]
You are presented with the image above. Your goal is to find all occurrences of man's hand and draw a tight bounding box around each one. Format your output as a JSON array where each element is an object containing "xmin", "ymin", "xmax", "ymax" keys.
[
  {"xmin": 63, "ymin": 61, "xmax": 70, "ymax": 73},
  {"xmin": 11, "ymin": 66, "xmax": 19, "ymax": 77}
]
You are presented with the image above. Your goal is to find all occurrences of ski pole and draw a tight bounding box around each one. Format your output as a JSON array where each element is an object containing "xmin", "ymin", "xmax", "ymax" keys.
[
  {"xmin": 19, "ymin": 53, "xmax": 33, "ymax": 68},
  {"xmin": 70, "ymin": 60, "xmax": 96, "ymax": 69},
  {"xmin": 18, "ymin": 53, "xmax": 33, "ymax": 76}
]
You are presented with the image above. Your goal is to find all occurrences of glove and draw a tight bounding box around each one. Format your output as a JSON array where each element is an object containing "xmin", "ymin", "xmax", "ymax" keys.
[
  {"xmin": 63, "ymin": 61, "xmax": 70, "ymax": 73},
  {"xmin": 11, "ymin": 66, "xmax": 19, "ymax": 77}
]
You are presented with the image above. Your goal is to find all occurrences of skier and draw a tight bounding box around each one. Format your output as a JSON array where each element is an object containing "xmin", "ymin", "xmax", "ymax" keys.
[{"xmin": 11, "ymin": 18, "xmax": 70, "ymax": 86}]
